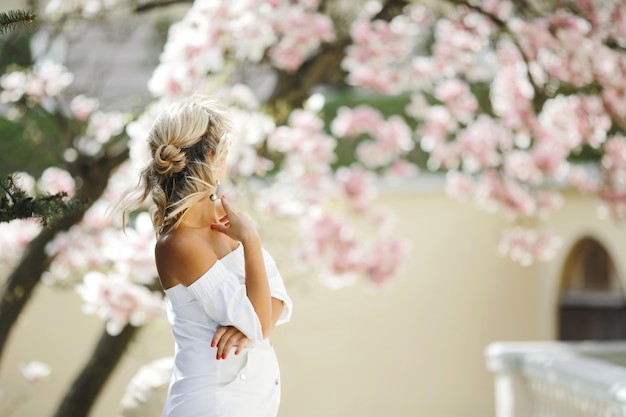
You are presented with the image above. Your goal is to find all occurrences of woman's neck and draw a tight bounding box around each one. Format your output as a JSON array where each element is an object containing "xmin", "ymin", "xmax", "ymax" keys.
[{"xmin": 179, "ymin": 196, "xmax": 220, "ymax": 229}]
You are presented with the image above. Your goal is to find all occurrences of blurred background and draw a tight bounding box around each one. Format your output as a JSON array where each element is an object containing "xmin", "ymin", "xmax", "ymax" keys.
[{"xmin": 1, "ymin": 1, "xmax": 626, "ymax": 417}]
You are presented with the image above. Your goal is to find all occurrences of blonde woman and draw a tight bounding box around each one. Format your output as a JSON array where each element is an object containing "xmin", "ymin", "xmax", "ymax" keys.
[{"xmin": 125, "ymin": 95, "xmax": 292, "ymax": 417}]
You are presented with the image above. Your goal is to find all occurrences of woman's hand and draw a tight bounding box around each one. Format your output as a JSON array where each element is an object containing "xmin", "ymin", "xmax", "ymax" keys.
[
  {"xmin": 211, "ymin": 326, "xmax": 251, "ymax": 360},
  {"xmin": 210, "ymin": 196, "xmax": 259, "ymax": 245}
]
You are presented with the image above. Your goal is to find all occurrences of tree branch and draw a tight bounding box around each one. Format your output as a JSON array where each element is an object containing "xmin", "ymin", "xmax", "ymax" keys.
[
  {"xmin": 52, "ymin": 324, "xmax": 139, "ymax": 417},
  {"xmin": 0, "ymin": 147, "xmax": 129, "ymax": 364},
  {"xmin": 134, "ymin": 0, "xmax": 192, "ymax": 13},
  {"xmin": 444, "ymin": 0, "xmax": 548, "ymax": 110},
  {"xmin": 266, "ymin": 0, "xmax": 410, "ymax": 122}
]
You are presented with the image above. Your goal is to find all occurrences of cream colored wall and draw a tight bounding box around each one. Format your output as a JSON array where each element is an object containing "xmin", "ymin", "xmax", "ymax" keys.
[{"xmin": 2, "ymin": 183, "xmax": 625, "ymax": 417}]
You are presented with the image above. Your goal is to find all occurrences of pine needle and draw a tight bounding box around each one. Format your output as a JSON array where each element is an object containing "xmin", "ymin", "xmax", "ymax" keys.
[
  {"xmin": 0, "ymin": 173, "xmax": 82, "ymax": 227},
  {"xmin": 0, "ymin": 10, "xmax": 36, "ymax": 35}
]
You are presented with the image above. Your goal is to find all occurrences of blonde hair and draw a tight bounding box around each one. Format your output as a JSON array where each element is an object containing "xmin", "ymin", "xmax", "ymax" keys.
[{"xmin": 124, "ymin": 95, "xmax": 233, "ymax": 236}]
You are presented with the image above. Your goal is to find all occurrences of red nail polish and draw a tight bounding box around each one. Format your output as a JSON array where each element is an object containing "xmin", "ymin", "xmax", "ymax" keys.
[
  {"xmin": 210, "ymin": 224, "xmax": 217, "ymax": 230},
  {"xmin": 222, "ymin": 354, "xmax": 226, "ymax": 359},
  {"xmin": 211, "ymin": 342, "xmax": 215, "ymax": 347}
]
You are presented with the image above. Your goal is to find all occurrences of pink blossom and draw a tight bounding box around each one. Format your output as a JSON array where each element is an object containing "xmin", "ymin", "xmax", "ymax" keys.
[
  {"xmin": 474, "ymin": 171, "xmax": 537, "ymax": 219},
  {"xmin": 498, "ymin": 226, "xmax": 562, "ymax": 266},
  {"xmin": 405, "ymin": 93, "xmax": 430, "ymax": 120},
  {"xmin": 31, "ymin": 60, "xmax": 74, "ymax": 99},
  {"xmin": 343, "ymin": 16, "xmax": 417, "ymax": 93},
  {"xmin": 427, "ymin": 142, "xmax": 459, "ymax": 172},
  {"xmin": 45, "ymin": 0, "xmax": 119, "ymax": 17},
  {"xmin": 491, "ymin": 40, "xmax": 535, "ymax": 132},
  {"xmin": 503, "ymin": 151, "xmax": 543, "ymax": 184},
  {"xmin": 456, "ymin": 115, "xmax": 512, "ymax": 173},
  {"xmin": 102, "ymin": 213, "xmax": 158, "ymax": 284},
  {"xmin": 375, "ymin": 116, "xmax": 414, "ymax": 154},
  {"xmin": 44, "ymin": 228, "xmax": 104, "ymax": 282},
  {"xmin": 70, "ymin": 95, "xmax": 99, "ymax": 121},
  {"xmin": 515, "ymin": 11, "xmax": 595, "ymax": 87},
  {"xmin": 534, "ymin": 191, "xmax": 564, "ymax": 220},
  {"xmin": 336, "ymin": 165, "xmax": 377, "ymax": 212},
  {"xmin": 82, "ymin": 200, "xmax": 114, "ymax": 230},
  {"xmin": 12, "ymin": 172, "xmax": 36, "ymax": 195},
  {"xmin": 19, "ymin": 361, "xmax": 51, "ymax": 383},
  {"xmin": 568, "ymin": 165, "xmax": 601, "ymax": 193},
  {"xmin": 269, "ymin": 6, "xmax": 334, "ymax": 71},
  {"xmin": 0, "ymin": 220, "xmax": 41, "ymax": 267},
  {"xmin": 609, "ymin": 4, "xmax": 626, "ymax": 47},
  {"xmin": 365, "ymin": 237, "xmax": 410, "ymax": 287},
  {"xmin": 226, "ymin": 108, "xmax": 275, "ymax": 177},
  {"xmin": 120, "ymin": 357, "xmax": 173, "ymax": 416},
  {"xmin": 538, "ymin": 95, "xmax": 610, "ymax": 156},
  {"xmin": 0, "ymin": 71, "xmax": 27, "ymax": 102},
  {"xmin": 229, "ymin": 12, "xmax": 277, "ymax": 63},
  {"xmin": 598, "ymin": 187, "xmax": 626, "ymax": 220},
  {"xmin": 445, "ymin": 170, "xmax": 475, "ymax": 202},
  {"xmin": 37, "ymin": 167, "xmax": 75, "ymax": 197},
  {"xmin": 355, "ymin": 115, "xmax": 413, "ymax": 169},
  {"xmin": 330, "ymin": 105, "xmax": 384, "ymax": 138},
  {"xmin": 299, "ymin": 213, "xmax": 364, "ymax": 288},
  {"xmin": 268, "ymin": 109, "xmax": 337, "ymax": 171},
  {"xmin": 432, "ymin": 10, "xmax": 496, "ymax": 81},
  {"xmin": 406, "ymin": 56, "xmax": 435, "ymax": 92},
  {"xmin": 384, "ymin": 160, "xmax": 419, "ymax": 180},
  {"xmin": 86, "ymin": 110, "xmax": 126, "ymax": 144},
  {"xmin": 534, "ymin": 95, "xmax": 590, "ymax": 174},
  {"xmin": 76, "ymin": 271, "xmax": 163, "ymax": 336},
  {"xmin": 530, "ymin": 139, "xmax": 570, "ymax": 180},
  {"xmin": 602, "ymin": 73, "xmax": 626, "ymax": 128},
  {"xmin": 419, "ymin": 106, "xmax": 456, "ymax": 153},
  {"xmin": 289, "ymin": 108, "xmax": 325, "ymax": 132},
  {"xmin": 474, "ymin": 0, "xmax": 514, "ymax": 21},
  {"xmin": 602, "ymin": 135, "xmax": 626, "ymax": 186},
  {"xmin": 220, "ymin": 84, "xmax": 261, "ymax": 110},
  {"xmin": 434, "ymin": 79, "xmax": 478, "ymax": 124},
  {"xmin": 1, "ymin": 61, "xmax": 73, "ymax": 103}
]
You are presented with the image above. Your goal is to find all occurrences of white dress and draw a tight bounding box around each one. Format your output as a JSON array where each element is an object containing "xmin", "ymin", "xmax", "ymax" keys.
[{"xmin": 162, "ymin": 244, "xmax": 292, "ymax": 417}]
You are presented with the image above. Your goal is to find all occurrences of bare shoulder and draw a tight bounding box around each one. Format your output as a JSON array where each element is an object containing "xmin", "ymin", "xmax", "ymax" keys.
[{"xmin": 155, "ymin": 229, "xmax": 218, "ymax": 288}]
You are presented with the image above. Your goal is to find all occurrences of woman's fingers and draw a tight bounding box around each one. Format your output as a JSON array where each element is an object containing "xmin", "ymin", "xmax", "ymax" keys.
[
  {"xmin": 234, "ymin": 337, "xmax": 250, "ymax": 355},
  {"xmin": 213, "ymin": 326, "xmax": 250, "ymax": 360},
  {"xmin": 220, "ymin": 195, "xmax": 231, "ymax": 214},
  {"xmin": 211, "ymin": 326, "xmax": 228, "ymax": 348},
  {"xmin": 216, "ymin": 331, "xmax": 235, "ymax": 359}
]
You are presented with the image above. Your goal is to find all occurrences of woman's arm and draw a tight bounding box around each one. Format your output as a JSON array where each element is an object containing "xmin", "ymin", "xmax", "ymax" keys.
[
  {"xmin": 213, "ymin": 297, "xmax": 284, "ymax": 360},
  {"xmin": 241, "ymin": 234, "xmax": 272, "ymax": 337},
  {"xmin": 211, "ymin": 195, "xmax": 272, "ymax": 338}
]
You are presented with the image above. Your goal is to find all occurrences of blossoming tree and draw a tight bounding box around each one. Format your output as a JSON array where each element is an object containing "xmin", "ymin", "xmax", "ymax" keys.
[{"xmin": 1, "ymin": 0, "xmax": 625, "ymax": 415}]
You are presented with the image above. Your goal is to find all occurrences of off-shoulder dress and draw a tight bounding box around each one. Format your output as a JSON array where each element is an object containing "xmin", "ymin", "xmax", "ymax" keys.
[{"xmin": 161, "ymin": 244, "xmax": 292, "ymax": 417}]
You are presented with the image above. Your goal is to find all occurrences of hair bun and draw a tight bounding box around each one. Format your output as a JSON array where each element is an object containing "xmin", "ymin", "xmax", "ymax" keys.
[{"xmin": 154, "ymin": 144, "xmax": 186, "ymax": 175}]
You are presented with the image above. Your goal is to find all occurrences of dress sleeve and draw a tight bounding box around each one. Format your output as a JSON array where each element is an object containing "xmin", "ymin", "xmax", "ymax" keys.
[
  {"xmin": 263, "ymin": 248, "xmax": 293, "ymax": 326},
  {"xmin": 186, "ymin": 261, "xmax": 264, "ymax": 343}
]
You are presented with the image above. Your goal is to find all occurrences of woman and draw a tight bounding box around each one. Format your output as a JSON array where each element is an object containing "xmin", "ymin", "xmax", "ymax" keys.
[{"xmin": 125, "ymin": 95, "xmax": 292, "ymax": 417}]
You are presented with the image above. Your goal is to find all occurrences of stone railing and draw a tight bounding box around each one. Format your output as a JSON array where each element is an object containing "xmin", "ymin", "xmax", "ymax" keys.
[{"xmin": 485, "ymin": 341, "xmax": 626, "ymax": 417}]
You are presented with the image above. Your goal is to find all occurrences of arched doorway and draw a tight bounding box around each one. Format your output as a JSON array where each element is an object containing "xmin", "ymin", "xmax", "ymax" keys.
[{"xmin": 558, "ymin": 237, "xmax": 626, "ymax": 340}]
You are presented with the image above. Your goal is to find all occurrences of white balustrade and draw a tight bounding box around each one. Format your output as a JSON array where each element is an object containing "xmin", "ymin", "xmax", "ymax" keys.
[{"xmin": 486, "ymin": 342, "xmax": 626, "ymax": 417}]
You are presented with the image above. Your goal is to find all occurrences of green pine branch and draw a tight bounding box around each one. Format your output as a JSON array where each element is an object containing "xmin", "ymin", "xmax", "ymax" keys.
[
  {"xmin": 0, "ymin": 173, "xmax": 82, "ymax": 226},
  {"xmin": 0, "ymin": 9, "xmax": 36, "ymax": 35}
]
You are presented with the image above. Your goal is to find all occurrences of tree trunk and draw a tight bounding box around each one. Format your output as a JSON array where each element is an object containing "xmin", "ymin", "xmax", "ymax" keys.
[
  {"xmin": 52, "ymin": 324, "xmax": 139, "ymax": 417},
  {"xmin": 0, "ymin": 149, "xmax": 128, "ymax": 364}
]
